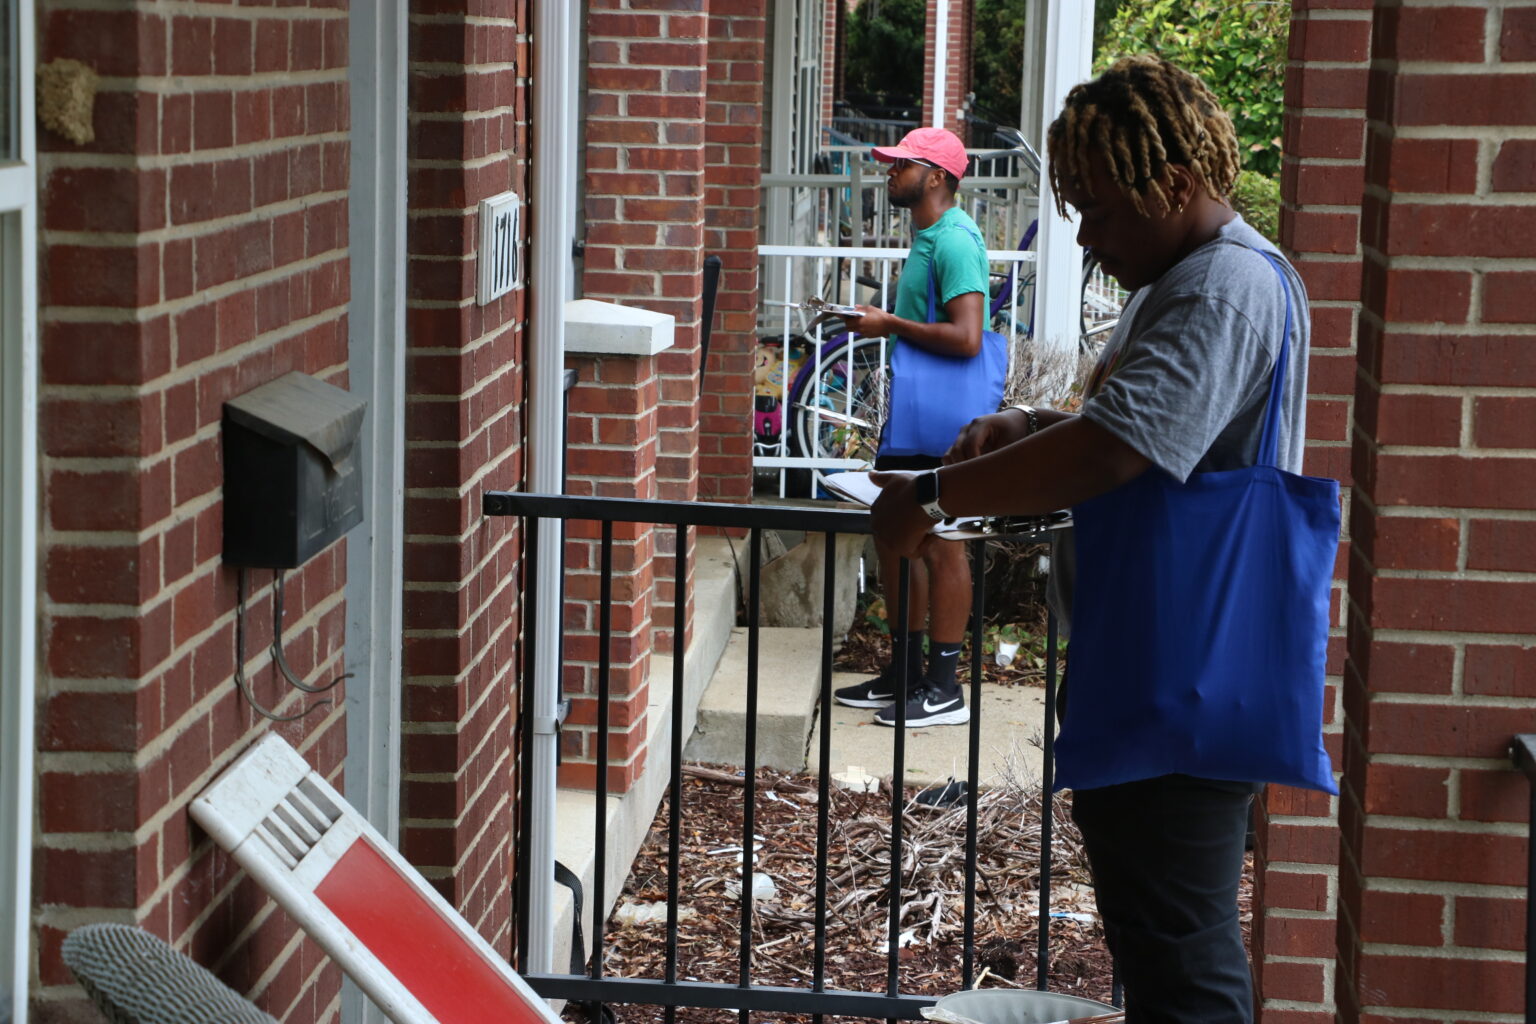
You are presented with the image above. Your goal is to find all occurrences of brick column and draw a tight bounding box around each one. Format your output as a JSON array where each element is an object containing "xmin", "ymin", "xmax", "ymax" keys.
[
  {"xmin": 820, "ymin": 0, "xmax": 839, "ymax": 132},
  {"xmin": 559, "ymin": 350, "xmax": 660, "ymax": 794},
  {"xmin": 700, "ymin": 2, "xmax": 768, "ymax": 506},
  {"xmin": 399, "ymin": 2, "xmax": 526, "ymax": 950},
  {"xmin": 921, "ymin": 0, "xmax": 970, "ymax": 137},
  {"xmin": 582, "ymin": 0, "xmax": 707, "ymax": 666},
  {"xmin": 34, "ymin": 3, "xmax": 350, "ymax": 1020},
  {"xmin": 1335, "ymin": 4, "xmax": 1536, "ymax": 1021},
  {"xmin": 1253, "ymin": 3, "xmax": 1373, "ymax": 1020}
]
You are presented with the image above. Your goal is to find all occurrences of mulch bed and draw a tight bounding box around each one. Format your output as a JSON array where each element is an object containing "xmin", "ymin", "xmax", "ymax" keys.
[
  {"xmin": 568, "ymin": 605, "xmax": 1254, "ymax": 1023},
  {"xmin": 577, "ymin": 763, "xmax": 1254, "ymax": 1024}
]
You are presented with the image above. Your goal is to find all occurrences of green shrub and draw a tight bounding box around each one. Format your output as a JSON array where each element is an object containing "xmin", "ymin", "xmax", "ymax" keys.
[
  {"xmin": 1096, "ymin": 0, "xmax": 1291, "ymax": 177},
  {"xmin": 1230, "ymin": 169, "xmax": 1281, "ymax": 242}
]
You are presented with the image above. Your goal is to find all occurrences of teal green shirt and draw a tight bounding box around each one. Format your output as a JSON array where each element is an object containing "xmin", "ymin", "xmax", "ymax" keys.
[{"xmin": 892, "ymin": 206, "xmax": 991, "ymax": 325}]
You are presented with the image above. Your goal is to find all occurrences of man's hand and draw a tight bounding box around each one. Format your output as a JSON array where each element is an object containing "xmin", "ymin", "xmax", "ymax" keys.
[
  {"xmin": 945, "ymin": 409, "xmax": 1031, "ymax": 464},
  {"xmin": 839, "ymin": 305, "xmax": 895, "ymax": 338},
  {"xmin": 868, "ymin": 470, "xmax": 935, "ymax": 559}
]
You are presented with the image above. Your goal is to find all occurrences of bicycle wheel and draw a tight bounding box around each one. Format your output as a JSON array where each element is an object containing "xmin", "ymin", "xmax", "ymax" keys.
[
  {"xmin": 1080, "ymin": 255, "xmax": 1127, "ymax": 357},
  {"xmin": 788, "ymin": 334, "xmax": 889, "ymax": 487}
]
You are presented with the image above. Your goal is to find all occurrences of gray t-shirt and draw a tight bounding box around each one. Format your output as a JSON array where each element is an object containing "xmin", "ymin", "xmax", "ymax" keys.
[{"xmin": 1048, "ymin": 215, "xmax": 1312, "ymax": 630}]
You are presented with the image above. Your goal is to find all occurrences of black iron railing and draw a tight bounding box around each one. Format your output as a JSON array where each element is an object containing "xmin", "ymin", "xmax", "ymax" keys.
[
  {"xmin": 1510, "ymin": 734, "xmax": 1536, "ymax": 1024},
  {"xmin": 485, "ymin": 491, "xmax": 1076, "ymax": 1020}
]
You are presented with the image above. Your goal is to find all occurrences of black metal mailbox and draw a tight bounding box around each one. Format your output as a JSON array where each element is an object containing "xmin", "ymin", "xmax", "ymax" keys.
[{"xmin": 222, "ymin": 371, "xmax": 367, "ymax": 569}]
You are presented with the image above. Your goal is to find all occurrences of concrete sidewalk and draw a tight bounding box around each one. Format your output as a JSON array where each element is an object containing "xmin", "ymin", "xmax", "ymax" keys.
[
  {"xmin": 812, "ymin": 674, "xmax": 1051, "ymax": 792},
  {"xmin": 684, "ymin": 624, "xmax": 1052, "ymax": 791}
]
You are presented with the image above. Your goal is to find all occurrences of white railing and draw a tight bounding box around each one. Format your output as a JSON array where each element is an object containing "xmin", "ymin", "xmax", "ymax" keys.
[
  {"xmin": 753, "ymin": 244, "xmax": 1039, "ymax": 498},
  {"xmin": 760, "ymin": 146, "xmax": 1038, "ymax": 257}
]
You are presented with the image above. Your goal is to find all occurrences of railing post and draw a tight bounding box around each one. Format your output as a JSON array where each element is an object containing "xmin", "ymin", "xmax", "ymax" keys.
[{"xmin": 1511, "ymin": 734, "xmax": 1536, "ymax": 1024}]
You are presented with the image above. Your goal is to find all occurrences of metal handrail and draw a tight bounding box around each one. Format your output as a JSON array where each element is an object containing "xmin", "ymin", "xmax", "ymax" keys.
[
  {"xmin": 486, "ymin": 491, "xmax": 1074, "ymax": 1020},
  {"xmin": 1510, "ymin": 734, "xmax": 1536, "ymax": 1024}
]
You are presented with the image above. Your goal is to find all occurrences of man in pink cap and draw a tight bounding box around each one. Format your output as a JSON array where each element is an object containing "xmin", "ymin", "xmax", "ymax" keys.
[{"xmin": 831, "ymin": 126, "xmax": 1001, "ymax": 728}]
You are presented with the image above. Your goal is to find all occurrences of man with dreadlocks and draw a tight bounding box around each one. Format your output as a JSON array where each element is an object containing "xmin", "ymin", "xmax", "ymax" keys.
[{"xmin": 869, "ymin": 56, "xmax": 1323, "ymax": 1023}]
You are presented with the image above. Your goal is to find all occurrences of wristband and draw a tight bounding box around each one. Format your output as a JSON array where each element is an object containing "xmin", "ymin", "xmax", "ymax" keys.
[
  {"xmin": 913, "ymin": 470, "xmax": 948, "ymax": 522},
  {"xmin": 1011, "ymin": 404, "xmax": 1040, "ymax": 436}
]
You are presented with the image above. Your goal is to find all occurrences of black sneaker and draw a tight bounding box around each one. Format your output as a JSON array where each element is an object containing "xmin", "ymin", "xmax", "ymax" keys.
[
  {"xmin": 915, "ymin": 778, "xmax": 969, "ymax": 808},
  {"xmin": 833, "ymin": 674, "xmax": 899, "ymax": 708},
  {"xmin": 875, "ymin": 682, "xmax": 969, "ymax": 727}
]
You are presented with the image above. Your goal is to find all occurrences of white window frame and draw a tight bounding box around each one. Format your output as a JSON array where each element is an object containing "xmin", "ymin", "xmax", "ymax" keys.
[{"xmin": 0, "ymin": 0, "xmax": 37, "ymax": 1019}]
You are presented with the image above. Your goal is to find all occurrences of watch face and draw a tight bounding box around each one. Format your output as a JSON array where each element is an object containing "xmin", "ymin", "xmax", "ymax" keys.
[{"xmin": 915, "ymin": 471, "xmax": 938, "ymax": 505}]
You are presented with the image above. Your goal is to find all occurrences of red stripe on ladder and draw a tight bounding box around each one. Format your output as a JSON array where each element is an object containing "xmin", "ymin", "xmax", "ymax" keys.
[{"xmin": 315, "ymin": 837, "xmax": 547, "ymax": 1024}]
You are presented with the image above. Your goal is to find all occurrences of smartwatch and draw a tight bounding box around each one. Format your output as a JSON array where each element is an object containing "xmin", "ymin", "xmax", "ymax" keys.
[{"xmin": 914, "ymin": 470, "xmax": 948, "ymax": 522}]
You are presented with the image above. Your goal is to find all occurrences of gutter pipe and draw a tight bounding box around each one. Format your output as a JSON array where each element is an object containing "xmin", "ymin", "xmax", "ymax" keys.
[{"xmin": 527, "ymin": 0, "xmax": 574, "ymax": 976}]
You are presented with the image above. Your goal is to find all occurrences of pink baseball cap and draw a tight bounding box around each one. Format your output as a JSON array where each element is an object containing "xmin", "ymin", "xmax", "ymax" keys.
[{"xmin": 872, "ymin": 127, "xmax": 970, "ymax": 181}]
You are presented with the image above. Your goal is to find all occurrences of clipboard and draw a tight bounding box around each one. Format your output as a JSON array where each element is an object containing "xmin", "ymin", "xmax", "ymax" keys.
[
  {"xmin": 820, "ymin": 471, "xmax": 1072, "ymax": 540},
  {"xmin": 791, "ymin": 297, "xmax": 866, "ymax": 334}
]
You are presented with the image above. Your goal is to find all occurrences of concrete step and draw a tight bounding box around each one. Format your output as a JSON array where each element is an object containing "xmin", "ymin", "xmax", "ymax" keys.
[
  {"xmin": 685, "ymin": 624, "xmax": 1051, "ymax": 790},
  {"xmin": 683, "ymin": 625, "xmax": 826, "ymax": 771}
]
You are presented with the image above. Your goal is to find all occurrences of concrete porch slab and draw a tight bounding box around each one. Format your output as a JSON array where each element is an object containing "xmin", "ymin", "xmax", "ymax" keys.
[{"xmin": 683, "ymin": 621, "xmax": 1050, "ymax": 789}]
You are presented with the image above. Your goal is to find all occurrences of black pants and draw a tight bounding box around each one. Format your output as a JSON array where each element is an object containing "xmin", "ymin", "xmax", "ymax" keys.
[{"xmin": 1071, "ymin": 774, "xmax": 1258, "ymax": 1024}]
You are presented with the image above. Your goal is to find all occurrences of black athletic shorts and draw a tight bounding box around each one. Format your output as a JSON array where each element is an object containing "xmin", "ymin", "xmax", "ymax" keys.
[{"xmin": 872, "ymin": 452, "xmax": 942, "ymax": 471}]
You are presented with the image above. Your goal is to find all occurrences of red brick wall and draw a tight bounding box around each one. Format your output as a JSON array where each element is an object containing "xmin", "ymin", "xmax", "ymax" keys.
[
  {"xmin": 561, "ymin": 0, "xmax": 715, "ymax": 794},
  {"xmin": 1334, "ymin": 3, "xmax": 1536, "ymax": 1021},
  {"xmin": 34, "ymin": 2, "xmax": 351, "ymax": 1020},
  {"xmin": 581, "ymin": 0, "xmax": 707, "ymax": 512},
  {"xmin": 1254, "ymin": 3, "xmax": 1372, "ymax": 1020},
  {"xmin": 700, "ymin": 3, "xmax": 768, "ymax": 505},
  {"xmin": 398, "ymin": 1, "xmax": 527, "ymax": 951}
]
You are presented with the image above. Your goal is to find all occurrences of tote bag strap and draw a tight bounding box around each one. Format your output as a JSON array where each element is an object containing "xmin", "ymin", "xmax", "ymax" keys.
[
  {"xmin": 925, "ymin": 257, "xmax": 939, "ymax": 323},
  {"xmin": 1253, "ymin": 249, "xmax": 1294, "ymax": 468}
]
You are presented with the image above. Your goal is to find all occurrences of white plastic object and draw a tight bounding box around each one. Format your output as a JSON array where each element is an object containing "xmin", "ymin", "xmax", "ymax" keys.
[
  {"xmin": 831, "ymin": 765, "xmax": 880, "ymax": 793},
  {"xmin": 190, "ymin": 734, "xmax": 562, "ymax": 1024},
  {"xmin": 615, "ymin": 901, "xmax": 695, "ymax": 926}
]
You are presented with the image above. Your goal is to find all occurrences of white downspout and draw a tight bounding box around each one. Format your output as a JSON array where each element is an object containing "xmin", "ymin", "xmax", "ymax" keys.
[
  {"xmin": 931, "ymin": 0, "xmax": 949, "ymax": 129},
  {"xmin": 527, "ymin": 0, "xmax": 574, "ymax": 976},
  {"xmin": 0, "ymin": 2, "xmax": 36, "ymax": 1019}
]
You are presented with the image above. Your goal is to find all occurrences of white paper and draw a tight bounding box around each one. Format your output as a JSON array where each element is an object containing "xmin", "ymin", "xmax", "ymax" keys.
[{"xmin": 821, "ymin": 471, "xmax": 984, "ymax": 535}]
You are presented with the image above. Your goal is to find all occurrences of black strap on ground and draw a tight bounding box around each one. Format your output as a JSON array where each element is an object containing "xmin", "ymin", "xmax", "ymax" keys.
[{"xmin": 553, "ymin": 860, "xmax": 616, "ymax": 1024}]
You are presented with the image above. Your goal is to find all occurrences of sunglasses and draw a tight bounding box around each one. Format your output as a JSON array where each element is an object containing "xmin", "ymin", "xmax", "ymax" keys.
[{"xmin": 891, "ymin": 157, "xmax": 940, "ymax": 173}]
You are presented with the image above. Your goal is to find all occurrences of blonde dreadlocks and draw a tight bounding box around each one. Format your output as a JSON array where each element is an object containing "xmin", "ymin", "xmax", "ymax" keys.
[{"xmin": 1047, "ymin": 55, "xmax": 1241, "ymax": 219}]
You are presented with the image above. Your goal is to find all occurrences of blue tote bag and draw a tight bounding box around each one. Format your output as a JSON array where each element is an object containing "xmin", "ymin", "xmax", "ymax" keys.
[
  {"xmin": 883, "ymin": 264, "xmax": 1008, "ymax": 457},
  {"xmin": 1054, "ymin": 250, "xmax": 1339, "ymax": 795}
]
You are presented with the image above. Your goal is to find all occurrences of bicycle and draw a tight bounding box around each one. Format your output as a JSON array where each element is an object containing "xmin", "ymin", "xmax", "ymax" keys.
[{"xmin": 779, "ymin": 231, "xmax": 1123, "ymax": 497}]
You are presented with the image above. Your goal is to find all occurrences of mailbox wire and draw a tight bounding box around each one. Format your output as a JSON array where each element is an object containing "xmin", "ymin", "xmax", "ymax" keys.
[
  {"xmin": 269, "ymin": 569, "xmax": 353, "ymax": 695},
  {"xmin": 233, "ymin": 569, "xmax": 338, "ymax": 722}
]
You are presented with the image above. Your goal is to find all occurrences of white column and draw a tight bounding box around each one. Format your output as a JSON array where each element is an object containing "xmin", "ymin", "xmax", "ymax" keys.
[
  {"xmin": 1018, "ymin": 0, "xmax": 1046, "ymax": 147},
  {"xmin": 344, "ymin": 0, "xmax": 407, "ymax": 849},
  {"xmin": 0, "ymin": 1, "xmax": 36, "ymax": 1020},
  {"xmin": 343, "ymin": 6, "xmax": 407, "ymax": 1019},
  {"xmin": 1031, "ymin": 0, "xmax": 1093, "ymax": 355},
  {"xmin": 930, "ymin": 0, "xmax": 949, "ymax": 129}
]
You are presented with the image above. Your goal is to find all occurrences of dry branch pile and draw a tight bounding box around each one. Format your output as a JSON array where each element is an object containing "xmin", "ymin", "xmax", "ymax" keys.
[{"xmin": 589, "ymin": 762, "xmax": 1124, "ymax": 1023}]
